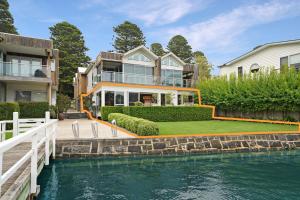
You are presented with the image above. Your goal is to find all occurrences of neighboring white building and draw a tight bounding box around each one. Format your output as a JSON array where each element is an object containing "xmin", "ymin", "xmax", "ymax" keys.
[
  {"xmin": 74, "ymin": 45, "xmax": 200, "ymax": 116},
  {"xmin": 219, "ymin": 39, "xmax": 300, "ymax": 78}
]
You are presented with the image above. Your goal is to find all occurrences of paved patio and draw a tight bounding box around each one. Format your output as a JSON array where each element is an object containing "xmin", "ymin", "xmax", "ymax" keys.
[{"xmin": 56, "ymin": 119, "xmax": 134, "ymax": 139}]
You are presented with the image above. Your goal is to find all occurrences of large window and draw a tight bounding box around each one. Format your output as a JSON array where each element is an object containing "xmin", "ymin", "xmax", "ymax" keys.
[
  {"xmin": 162, "ymin": 56, "xmax": 180, "ymax": 67},
  {"xmin": 238, "ymin": 66, "xmax": 243, "ymax": 77},
  {"xmin": 15, "ymin": 90, "xmax": 47, "ymax": 102},
  {"xmin": 123, "ymin": 64, "xmax": 154, "ymax": 85},
  {"xmin": 128, "ymin": 53, "xmax": 151, "ymax": 62},
  {"xmin": 161, "ymin": 69, "xmax": 183, "ymax": 87},
  {"xmin": 16, "ymin": 91, "xmax": 31, "ymax": 102},
  {"xmin": 115, "ymin": 92, "xmax": 124, "ymax": 105},
  {"xmin": 280, "ymin": 56, "xmax": 288, "ymax": 71},
  {"xmin": 6, "ymin": 56, "xmax": 43, "ymax": 77},
  {"xmin": 105, "ymin": 91, "xmax": 114, "ymax": 106},
  {"xmin": 290, "ymin": 54, "xmax": 300, "ymax": 72},
  {"xmin": 129, "ymin": 92, "xmax": 139, "ymax": 106},
  {"xmin": 0, "ymin": 82, "xmax": 5, "ymax": 102}
]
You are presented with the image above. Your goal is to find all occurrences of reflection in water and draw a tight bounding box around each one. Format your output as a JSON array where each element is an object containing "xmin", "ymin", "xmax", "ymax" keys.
[{"xmin": 38, "ymin": 151, "xmax": 300, "ymax": 200}]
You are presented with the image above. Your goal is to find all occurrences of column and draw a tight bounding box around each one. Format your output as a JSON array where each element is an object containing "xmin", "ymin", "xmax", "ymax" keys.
[
  {"xmin": 124, "ymin": 91, "xmax": 129, "ymax": 106},
  {"xmin": 157, "ymin": 92, "xmax": 161, "ymax": 106},
  {"xmin": 101, "ymin": 90, "xmax": 106, "ymax": 107},
  {"xmin": 173, "ymin": 91, "xmax": 178, "ymax": 106}
]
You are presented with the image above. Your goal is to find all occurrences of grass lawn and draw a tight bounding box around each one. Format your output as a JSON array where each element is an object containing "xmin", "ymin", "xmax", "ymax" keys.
[{"xmin": 157, "ymin": 120, "xmax": 298, "ymax": 135}]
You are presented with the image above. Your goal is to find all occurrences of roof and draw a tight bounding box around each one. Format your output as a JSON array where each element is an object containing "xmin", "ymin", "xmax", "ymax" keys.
[
  {"xmin": 220, "ymin": 39, "xmax": 300, "ymax": 67},
  {"xmin": 161, "ymin": 52, "xmax": 186, "ymax": 66},
  {"xmin": 78, "ymin": 67, "xmax": 87, "ymax": 73}
]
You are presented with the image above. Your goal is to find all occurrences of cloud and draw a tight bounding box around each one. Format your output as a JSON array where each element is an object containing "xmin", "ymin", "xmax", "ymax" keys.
[
  {"xmin": 165, "ymin": 0, "xmax": 300, "ymax": 51},
  {"xmin": 115, "ymin": 0, "xmax": 202, "ymax": 26}
]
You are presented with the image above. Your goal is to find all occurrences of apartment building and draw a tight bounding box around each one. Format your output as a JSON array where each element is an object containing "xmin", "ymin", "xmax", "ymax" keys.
[
  {"xmin": 74, "ymin": 45, "xmax": 199, "ymax": 115},
  {"xmin": 0, "ymin": 32, "xmax": 59, "ymax": 105}
]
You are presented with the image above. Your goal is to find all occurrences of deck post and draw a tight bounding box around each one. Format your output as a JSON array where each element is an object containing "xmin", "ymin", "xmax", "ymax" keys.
[
  {"xmin": 52, "ymin": 124, "xmax": 56, "ymax": 159},
  {"xmin": 31, "ymin": 134, "xmax": 38, "ymax": 194},
  {"xmin": 45, "ymin": 111, "xmax": 50, "ymax": 165},
  {"xmin": 12, "ymin": 112, "xmax": 19, "ymax": 137}
]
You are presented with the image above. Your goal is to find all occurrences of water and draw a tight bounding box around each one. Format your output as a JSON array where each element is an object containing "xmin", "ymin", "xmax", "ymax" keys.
[{"xmin": 38, "ymin": 151, "xmax": 300, "ymax": 200}]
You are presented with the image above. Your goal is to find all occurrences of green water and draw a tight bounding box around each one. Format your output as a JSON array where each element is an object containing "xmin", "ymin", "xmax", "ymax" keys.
[{"xmin": 38, "ymin": 151, "xmax": 300, "ymax": 200}]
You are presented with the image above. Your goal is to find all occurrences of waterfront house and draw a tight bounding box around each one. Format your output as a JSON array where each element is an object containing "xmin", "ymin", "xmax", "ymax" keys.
[
  {"xmin": 219, "ymin": 39, "xmax": 300, "ymax": 78},
  {"xmin": 74, "ymin": 45, "xmax": 199, "ymax": 115},
  {"xmin": 0, "ymin": 32, "xmax": 59, "ymax": 105}
]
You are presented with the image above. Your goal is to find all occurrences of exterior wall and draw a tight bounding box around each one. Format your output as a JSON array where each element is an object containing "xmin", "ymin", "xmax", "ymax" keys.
[
  {"xmin": 220, "ymin": 43, "xmax": 300, "ymax": 77},
  {"xmin": 6, "ymin": 82, "xmax": 48, "ymax": 102},
  {"xmin": 56, "ymin": 133, "xmax": 300, "ymax": 157},
  {"xmin": 87, "ymin": 69, "xmax": 94, "ymax": 91}
]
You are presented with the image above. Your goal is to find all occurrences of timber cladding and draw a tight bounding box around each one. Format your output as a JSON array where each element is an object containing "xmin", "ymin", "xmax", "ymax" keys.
[{"xmin": 0, "ymin": 32, "xmax": 53, "ymax": 49}]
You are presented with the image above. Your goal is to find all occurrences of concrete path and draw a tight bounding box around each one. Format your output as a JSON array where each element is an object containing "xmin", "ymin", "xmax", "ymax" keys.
[{"xmin": 56, "ymin": 119, "xmax": 134, "ymax": 139}]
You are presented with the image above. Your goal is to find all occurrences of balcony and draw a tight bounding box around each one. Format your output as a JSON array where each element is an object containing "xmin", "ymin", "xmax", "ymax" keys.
[
  {"xmin": 93, "ymin": 71, "xmax": 193, "ymax": 88},
  {"xmin": 0, "ymin": 62, "xmax": 50, "ymax": 80}
]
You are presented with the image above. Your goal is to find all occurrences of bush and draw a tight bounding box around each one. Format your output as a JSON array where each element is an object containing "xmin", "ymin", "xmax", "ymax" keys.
[
  {"xmin": 101, "ymin": 106, "xmax": 124, "ymax": 121},
  {"xmin": 57, "ymin": 94, "xmax": 71, "ymax": 113},
  {"xmin": 19, "ymin": 102, "xmax": 49, "ymax": 118},
  {"xmin": 108, "ymin": 113, "xmax": 159, "ymax": 136},
  {"xmin": 0, "ymin": 102, "xmax": 20, "ymax": 120},
  {"xmin": 102, "ymin": 106, "xmax": 212, "ymax": 122},
  {"xmin": 49, "ymin": 105, "xmax": 58, "ymax": 119}
]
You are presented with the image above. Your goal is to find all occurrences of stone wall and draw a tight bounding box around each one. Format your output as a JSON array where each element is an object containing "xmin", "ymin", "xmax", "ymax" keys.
[{"xmin": 56, "ymin": 133, "xmax": 300, "ymax": 157}]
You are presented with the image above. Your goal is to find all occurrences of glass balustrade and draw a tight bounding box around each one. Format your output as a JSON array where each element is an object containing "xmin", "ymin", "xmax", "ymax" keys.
[{"xmin": 0, "ymin": 62, "xmax": 50, "ymax": 78}]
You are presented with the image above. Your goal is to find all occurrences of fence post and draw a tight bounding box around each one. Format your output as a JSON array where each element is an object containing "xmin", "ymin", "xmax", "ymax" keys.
[
  {"xmin": 52, "ymin": 124, "xmax": 56, "ymax": 159},
  {"xmin": 45, "ymin": 111, "xmax": 50, "ymax": 165},
  {"xmin": 12, "ymin": 112, "xmax": 19, "ymax": 137},
  {"xmin": 31, "ymin": 134, "xmax": 37, "ymax": 194}
]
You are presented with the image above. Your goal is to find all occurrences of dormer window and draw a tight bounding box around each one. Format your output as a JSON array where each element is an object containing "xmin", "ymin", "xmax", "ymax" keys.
[{"xmin": 250, "ymin": 63, "xmax": 260, "ymax": 73}]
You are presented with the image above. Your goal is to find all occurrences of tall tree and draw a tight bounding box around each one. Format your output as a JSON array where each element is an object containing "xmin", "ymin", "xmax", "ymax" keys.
[
  {"xmin": 49, "ymin": 21, "xmax": 90, "ymax": 97},
  {"xmin": 150, "ymin": 43, "xmax": 165, "ymax": 56},
  {"xmin": 113, "ymin": 21, "xmax": 146, "ymax": 53},
  {"xmin": 194, "ymin": 52, "xmax": 212, "ymax": 81},
  {"xmin": 0, "ymin": 0, "xmax": 18, "ymax": 34},
  {"xmin": 167, "ymin": 35, "xmax": 193, "ymax": 63}
]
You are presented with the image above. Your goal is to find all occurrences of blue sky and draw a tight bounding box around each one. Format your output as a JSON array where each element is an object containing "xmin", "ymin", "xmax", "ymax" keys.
[{"xmin": 9, "ymin": 0, "xmax": 300, "ymax": 74}]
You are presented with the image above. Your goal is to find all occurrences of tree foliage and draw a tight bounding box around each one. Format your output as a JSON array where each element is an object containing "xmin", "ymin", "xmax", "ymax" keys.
[
  {"xmin": 113, "ymin": 21, "xmax": 146, "ymax": 53},
  {"xmin": 199, "ymin": 67, "xmax": 300, "ymax": 113},
  {"xmin": 150, "ymin": 43, "xmax": 165, "ymax": 56},
  {"xmin": 49, "ymin": 21, "xmax": 90, "ymax": 97},
  {"xmin": 167, "ymin": 35, "xmax": 193, "ymax": 63},
  {"xmin": 0, "ymin": 0, "xmax": 18, "ymax": 34},
  {"xmin": 194, "ymin": 52, "xmax": 212, "ymax": 81}
]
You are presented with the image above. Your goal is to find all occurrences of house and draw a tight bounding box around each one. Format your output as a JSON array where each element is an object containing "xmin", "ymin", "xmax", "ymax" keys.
[
  {"xmin": 0, "ymin": 32, "xmax": 59, "ymax": 105},
  {"xmin": 74, "ymin": 45, "xmax": 199, "ymax": 116},
  {"xmin": 219, "ymin": 39, "xmax": 300, "ymax": 78}
]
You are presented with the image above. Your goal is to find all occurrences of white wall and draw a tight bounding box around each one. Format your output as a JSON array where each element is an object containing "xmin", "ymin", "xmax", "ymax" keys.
[{"xmin": 220, "ymin": 43, "xmax": 300, "ymax": 77}]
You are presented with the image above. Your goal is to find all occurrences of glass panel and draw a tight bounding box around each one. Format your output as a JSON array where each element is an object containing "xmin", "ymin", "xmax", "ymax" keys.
[
  {"xmin": 16, "ymin": 91, "xmax": 31, "ymax": 102},
  {"xmin": 124, "ymin": 64, "xmax": 134, "ymax": 74},
  {"xmin": 134, "ymin": 65, "xmax": 145, "ymax": 75},
  {"xmin": 173, "ymin": 70, "xmax": 182, "ymax": 78},
  {"xmin": 145, "ymin": 67, "xmax": 153, "ymax": 76},
  {"xmin": 129, "ymin": 92, "xmax": 139, "ymax": 106},
  {"xmin": 20, "ymin": 59, "xmax": 30, "ymax": 77},
  {"xmin": 32, "ymin": 59, "xmax": 43, "ymax": 77},
  {"xmin": 280, "ymin": 56, "xmax": 288, "ymax": 70},
  {"xmin": 0, "ymin": 83, "xmax": 5, "ymax": 102},
  {"xmin": 238, "ymin": 67, "xmax": 243, "ymax": 77},
  {"xmin": 32, "ymin": 91, "xmax": 47, "ymax": 101},
  {"xmin": 105, "ymin": 91, "xmax": 114, "ymax": 106},
  {"xmin": 115, "ymin": 92, "xmax": 124, "ymax": 105},
  {"xmin": 11, "ymin": 58, "xmax": 19, "ymax": 76}
]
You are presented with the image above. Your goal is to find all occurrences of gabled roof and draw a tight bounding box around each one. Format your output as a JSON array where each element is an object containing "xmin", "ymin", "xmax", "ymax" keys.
[
  {"xmin": 78, "ymin": 67, "xmax": 87, "ymax": 73},
  {"xmin": 123, "ymin": 45, "xmax": 158, "ymax": 60},
  {"xmin": 161, "ymin": 52, "xmax": 186, "ymax": 66},
  {"xmin": 220, "ymin": 39, "xmax": 300, "ymax": 67}
]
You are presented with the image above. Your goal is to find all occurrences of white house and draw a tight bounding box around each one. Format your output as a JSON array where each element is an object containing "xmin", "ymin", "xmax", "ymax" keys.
[{"xmin": 219, "ymin": 39, "xmax": 300, "ymax": 78}]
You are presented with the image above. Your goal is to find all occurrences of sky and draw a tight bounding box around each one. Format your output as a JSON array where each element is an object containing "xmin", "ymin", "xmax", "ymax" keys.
[{"xmin": 9, "ymin": 0, "xmax": 300, "ymax": 75}]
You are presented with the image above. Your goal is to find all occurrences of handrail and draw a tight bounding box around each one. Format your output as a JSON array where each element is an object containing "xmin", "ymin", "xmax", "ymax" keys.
[{"xmin": 0, "ymin": 112, "xmax": 57, "ymax": 196}]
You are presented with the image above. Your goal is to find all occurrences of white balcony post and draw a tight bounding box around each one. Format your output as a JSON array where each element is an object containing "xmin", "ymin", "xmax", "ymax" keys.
[
  {"xmin": 45, "ymin": 111, "xmax": 50, "ymax": 165},
  {"xmin": 101, "ymin": 90, "xmax": 106, "ymax": 107},
  {"xmin": 31, "ymin": 134, "xmax": 38, "ymax": 194},
  {"xmin": 52, "ymin": 125, "xmax": 56, "ymax": 159},
  {"xmin": 0, "ymin": 152, "xmax": 3, "ymax": 195},
  {"xmin": 124, "ymin": 91, "xmax": 129, "ymax": 106},
  {"xmin": 157, "ymin": 93, "xmax": 161, "ymax": 106},
  {"xmin": 12, "ymin": 112, "xmax": 19, "ymax": 137}
]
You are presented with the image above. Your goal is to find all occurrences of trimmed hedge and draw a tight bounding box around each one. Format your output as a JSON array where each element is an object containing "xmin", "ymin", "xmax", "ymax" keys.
[
  {"xmin": 0, "ymin": 102, "xmax": 20, "ymax": 121},
  {"xmin": 108, "ymin": 113, "xmax": 159, "ymax": 136},
  {"xmin": 19, "ymin": 102, "xmax": 49, "ymax": 118},
  {"xmin": 102, "ymin": 106, "xmax": 212, "ymax": 122}
]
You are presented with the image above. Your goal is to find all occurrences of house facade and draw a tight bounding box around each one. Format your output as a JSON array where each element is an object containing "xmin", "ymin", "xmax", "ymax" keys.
[
  {"xmin": 219, "ymin": 39, "xmax": 300, "ymax": 78},
  {"xmin": 0, "ymin": 32, "xmax": 59, "ymax": 105},
  {"xmin": 74, "ymin": 46, "xmax": 199, "ymax": 115}
]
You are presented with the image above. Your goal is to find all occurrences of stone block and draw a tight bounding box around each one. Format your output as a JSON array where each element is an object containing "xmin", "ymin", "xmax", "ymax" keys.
[
  {"xmin": 269, "ymin": 141, "xmax": 282, "ymax": 148},
  {"xmin": 102, "ymin": 146, "xmax": 113, "ymax": 153},
  {"xmin": 210, "ymin": 140, "xmax": 222, "ymax": 149},
  {"xmin": 177, "ymin": 138, "xmax": 187, "ymax": 144},
  {"xmin": 203, "ymin": 141, "xmax": 211, "ymax": 148},
  {"xmin": 153, "ymin": 143, "xmax": 166, "ymax": 149},
  {"xmin": 128, "ymin": 146, "xmax": 142, "ymax": 153},
  {"xmin": 186, "ymin": 143, "xmax": 195, "ymax": 150},
  {"xmin": 115, "ymin": 146, "xmax": 127, "ymax": 152},
  {"xmin": 286, "ymin": 134, "xmax": 300, "ymax": 141},
  {"xmin": 72, "ymin": 145, "xmax": 91, "ymax": 153},
  {"xmin": 256, "ymin": 141, "xmax": 269, "ymax": 147}
]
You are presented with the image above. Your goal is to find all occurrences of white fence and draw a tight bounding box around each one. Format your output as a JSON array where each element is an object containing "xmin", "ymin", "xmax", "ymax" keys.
[{"xmin": 0, "ymin": 111, "xmax": 58, "ymax": 196}]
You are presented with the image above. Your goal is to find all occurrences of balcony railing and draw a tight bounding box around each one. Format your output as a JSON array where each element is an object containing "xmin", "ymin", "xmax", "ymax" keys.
[
  {"xmin": 0, "ymin": 62, "xmax": 50, "ymax": 78},
  {"xmin": 93, "ymin": 71, "xmax": 193, "ymax": 88}
]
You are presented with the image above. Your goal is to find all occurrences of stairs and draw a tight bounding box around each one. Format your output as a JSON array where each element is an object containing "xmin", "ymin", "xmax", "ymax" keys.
[{"xmin": 64, "ymin": 112, "xmax": 87, "ymax": 119}]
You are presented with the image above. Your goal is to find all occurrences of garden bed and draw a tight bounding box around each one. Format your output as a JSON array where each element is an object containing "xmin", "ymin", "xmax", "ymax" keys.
[{"xmin": 157, "ymin": 120, "xmax": 298, "ymax": 135}]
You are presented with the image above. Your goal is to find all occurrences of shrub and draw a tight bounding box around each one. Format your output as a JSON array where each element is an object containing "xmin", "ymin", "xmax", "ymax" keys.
[
  {"xmin": 57, "ymin": 94, "xmax": 71, "ymax": 113},
  {"xmin": 49, "ymin": 105, "xmax": 58, "ymax": 119},
  {"xmin": 19, "ymin": 102, "xmax": 49, "ymax": 118},
  {"xmin": 0, "ymin": 102, "xmax": 20, "ymax": 120},
  {"xmin": 108, "ymin": 113, "xmax": 159, "ymax": 136},
  {"xmin": 101, "ymin": 106, "xmax": 124, "ymax": 121},
  {"xmin": 102, "ymin": 106, "xmax": 212, "ymax": 122}
]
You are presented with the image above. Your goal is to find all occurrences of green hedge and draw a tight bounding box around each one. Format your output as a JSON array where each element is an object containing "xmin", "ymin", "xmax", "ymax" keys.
[
  {"xmin": 19, "ymin": 102, "xmax": 49, "ymax": 118},
  {"xmin": 0, "ymin": 102, "xmax": 20, "ymax": 121},
  {"xmin": 108, "ymin": 113, "xmax": 159, "ymax": 136},
  {"xmin": 102, "ymin": 106, "xmax": 212, "ymax": 122}
]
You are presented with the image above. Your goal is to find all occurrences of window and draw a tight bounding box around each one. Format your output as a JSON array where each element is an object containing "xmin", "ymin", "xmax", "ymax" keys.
[
  {"xmin": 280, "ymin": 56, "xmax": 288, "ymax": 71},
  {"xmin": 115, "ymin": 92, "xmax": 124, "ymax": 105},
  {"xmin": 16, "ymin": 91, "xmax": 31, "ymax": 102},
  {"xmin": 161, "ymin": 69, "xmax": 183, "ymax": 87},
  {"xmin": 128, "ymin": 53, "xmax": 151, "ymax": 62},
  {"xmin": 162, "ymin": 56, "xmax": 180, "ymax": 67},
  {"xmin": 105, "ymin": 91, "xmax": 114, "ymax": 106},
  {"xmin": 250, "ymin": 63, "xmax": 260, "ymax": 73},
  {"xmin": 32, "ymin": 91, "xmax": 47, "ymax": 101},
  {"xmin": 290, "ymin": 54, "xmax": 300, "ymax": 72},
  {"xmin": 0, "ymin": 82, "xmax": 5, "ymax": 102},
  {"xmin": 129, "ymin": 92, "xmax": 139, "ymax": 106},
  {"xmin": 238, "ymin": 66, "xmax": 243, "ymax": 77}
]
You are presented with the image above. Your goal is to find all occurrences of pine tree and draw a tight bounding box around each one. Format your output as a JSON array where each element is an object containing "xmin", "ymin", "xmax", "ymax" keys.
[
  {"xmin": 0, "ymin": 0, "xmax": 18, "ymax": 34},
  {"xmin": 150, "ymin": 43, "xmax": 165, "ymax": 56},
  {"xmin": 167, "ymin": 35, "xmax": 192, "ymax": 63}
]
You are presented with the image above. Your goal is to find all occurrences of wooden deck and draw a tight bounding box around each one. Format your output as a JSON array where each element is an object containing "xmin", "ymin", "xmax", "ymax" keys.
[{"xmin": 1, "ymin": 143, "xmax": 48, "ymax": 199}]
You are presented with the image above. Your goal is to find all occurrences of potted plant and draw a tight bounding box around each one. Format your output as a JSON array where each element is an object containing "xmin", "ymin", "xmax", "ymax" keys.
[{"xmin": 57, "ymin": 94, "xmax": 71, "ymax": 120}]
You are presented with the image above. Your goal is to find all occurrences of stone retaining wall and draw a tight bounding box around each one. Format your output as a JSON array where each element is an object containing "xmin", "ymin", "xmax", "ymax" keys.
[{"xmin": 56, "ymin": 133, "xmax": 300, "ymax": 157}]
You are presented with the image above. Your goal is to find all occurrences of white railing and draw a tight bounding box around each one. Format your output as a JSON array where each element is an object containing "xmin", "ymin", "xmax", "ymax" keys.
[{"xmin": 0, "ymin": 111, "xmax": 57, "ymax": 196}]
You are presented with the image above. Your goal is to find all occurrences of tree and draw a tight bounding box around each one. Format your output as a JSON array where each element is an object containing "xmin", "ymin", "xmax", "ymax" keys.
[
  {"xmin": 49, "ymin": 22, "xmax": 90, "ymax": 97},
  {"xmin": 0, "ymin": 0, "xmax": 18, "ymax": 34},
  {"xmin": 194, "ymin": 52, "xmax": 212, "ymax": 81},
  {"xmin": 113, "ymin": 21, "xmax": 146, "ymax": 53},
  {"xmin": 150, "ymin": 43, "xmax": 165, "ymax": 56},
  {"xmin": 167, "ymin": 35, "xmax": 193, "ymax": 63}
]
